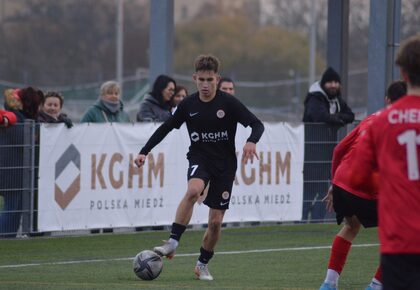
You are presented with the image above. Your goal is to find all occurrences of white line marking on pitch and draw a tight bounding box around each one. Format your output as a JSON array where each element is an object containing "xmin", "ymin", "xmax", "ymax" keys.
[{"xmin": 0, "ymin": 243, "xmax": 379, "ymax": 269}]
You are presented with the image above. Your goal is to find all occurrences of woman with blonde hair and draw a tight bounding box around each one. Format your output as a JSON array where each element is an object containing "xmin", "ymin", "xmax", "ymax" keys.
[{"xmin": 81, "ymin": 81, "xmax": 130, "ymax": 123}]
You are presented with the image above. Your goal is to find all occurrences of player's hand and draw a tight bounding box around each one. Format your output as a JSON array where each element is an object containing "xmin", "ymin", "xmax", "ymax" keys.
[
  {"xmin": 134, "ymin": 154, "xmax": 147, "ymax": 167},
  {"xmin": 322, "ymin": 185, "xmax": 334, "ymax": 212},
  {"xmin": 241, "ymin": 142, "xmax": 258, "ymax": 164}
]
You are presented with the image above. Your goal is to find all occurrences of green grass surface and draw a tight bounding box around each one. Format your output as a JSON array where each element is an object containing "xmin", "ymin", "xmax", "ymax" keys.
[{"xmin": 0, "ymin": 224, "xmax": 379, "ymax": 290}]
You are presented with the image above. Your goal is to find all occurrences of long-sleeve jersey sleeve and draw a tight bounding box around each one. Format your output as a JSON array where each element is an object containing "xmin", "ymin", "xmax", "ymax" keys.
[
  {"xmin": 139, "ymin": 121, "xmax": 174, "ymax": 155},
  {"xmin": 247, "ymin": 119, "xmax": 264, "ymax": 143}
]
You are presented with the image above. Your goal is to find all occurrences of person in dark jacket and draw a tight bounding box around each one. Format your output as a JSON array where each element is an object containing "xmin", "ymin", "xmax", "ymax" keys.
[
  {"xmin": 81, "ymin": 81, "xmax": 130, "ymax": 123},
  {"xmin": 136, "ymin": 75, "xmax": 176, "ymax": 122},
  {"xmin": 37, "ymin": 91, "xmax": 73, "ymax": 128},
  {"xmin": 301, "ymin": 68, "xmax": 355, "ymax": 223},
  {"xmin": 0, "ymin": 87, "xmax": 44, "ymax": 237},
  {"xmin": 302, "ymin": 67, "xmax": 354, "ymax": 125}
]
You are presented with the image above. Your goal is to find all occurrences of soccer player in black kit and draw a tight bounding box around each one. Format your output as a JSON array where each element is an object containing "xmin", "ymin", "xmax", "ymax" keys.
[{"xmin": 134, "ymin": 54, "xmax": 264, "ymax": 281}]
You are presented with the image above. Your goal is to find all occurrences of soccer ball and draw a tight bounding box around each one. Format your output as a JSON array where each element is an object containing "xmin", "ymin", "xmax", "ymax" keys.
[{"xmin": 133, "ymin": 250, "xmax": 163, "ymax": 280}]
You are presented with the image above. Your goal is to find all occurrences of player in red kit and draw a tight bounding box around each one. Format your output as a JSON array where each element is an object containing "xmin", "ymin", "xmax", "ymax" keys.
[
  {"xmin": 319, "ymin": 81, "xmax": 407, "ymax": 290},
  {"xmin": 350, "ymin": 35, "xmax": 420, "ymax": 290}
]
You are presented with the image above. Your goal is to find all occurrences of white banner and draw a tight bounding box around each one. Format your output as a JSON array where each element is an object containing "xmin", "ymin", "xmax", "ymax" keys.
[{"xmin": 38, "ymin": 122, "xmax": 304, "ymax": 231}]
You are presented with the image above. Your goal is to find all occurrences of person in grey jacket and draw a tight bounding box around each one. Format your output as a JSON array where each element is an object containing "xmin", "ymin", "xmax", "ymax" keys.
[{"xmin": 136, "ymin": 75, "xmax": 176, "ymax": 122}]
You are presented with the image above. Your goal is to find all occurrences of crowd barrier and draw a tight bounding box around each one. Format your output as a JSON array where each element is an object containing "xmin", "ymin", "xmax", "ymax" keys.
[{"xmin": 0, "ymin": 121, "xmax": 357, "ymax": 238}]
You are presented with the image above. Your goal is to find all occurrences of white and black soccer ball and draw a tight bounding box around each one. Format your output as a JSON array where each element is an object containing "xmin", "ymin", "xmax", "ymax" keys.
[{"xmin": 133, "ymin": 250, "xmax": 163, "ymax": 280}]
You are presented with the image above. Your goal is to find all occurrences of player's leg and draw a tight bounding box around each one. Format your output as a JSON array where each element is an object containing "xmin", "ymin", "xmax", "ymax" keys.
[
  {"xmin": 175, "ymin": 178, "xmax": 206, "ymax": 225},
  {"xmin": 365, "ymin": 266, "xmax": 382, "ymax": 290},
  {"xmin": 320, "ymin": 185, "xmax": 361, "ymax": 290},
  {"xmin": 154, "ymin": 158, "xmax": 208, "ymax": 259},
  {"xmin": 202, "ymin": 208, "xmax": 225, "ymax": 251},
  {"xmin": 195, "ymin": 169, "xmax": 233, "ymax": 281},
  {"xmin": 320, "ymin": 216, "xmax": 361, "ymax": 290},
  {"xmin": 356, "ymin": 199, "xmax": 381, "ymax": 290},
  {"xmin": 195, "ymin": 208, "xmax": 225, "ymax": 281}
]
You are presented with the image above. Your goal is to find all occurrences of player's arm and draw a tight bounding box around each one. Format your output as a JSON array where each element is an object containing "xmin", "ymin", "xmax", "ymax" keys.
[
  {"xmin": 135, "ymin": 104, "xmax": 185, "ymax": 167},
  {"xmin": 322, "ymin": 185, "xmax": 334, "ymax": 212},
  {"xmin": 348, "ymin": 126, "xmax": 378, "ymax": 192},
  {"xmin": 242, "ymin": 119, "xmax": 264, "ymax": 164},
  {"xmin": 230, "ymin": 96, "xmax": 265, "ymax": 164},
  {"xmin": 331, "ymin": 125, "xmax": 359, "ymax": 177},
  {"xmin": 135, "ymin": 122, "xmax": 174, "ymax": 167}
]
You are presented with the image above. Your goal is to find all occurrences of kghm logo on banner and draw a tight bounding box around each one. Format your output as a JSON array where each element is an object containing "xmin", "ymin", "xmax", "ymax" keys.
[{"xmin": 55, "ymin": 144, "xmax": 81, "ymax": 210}]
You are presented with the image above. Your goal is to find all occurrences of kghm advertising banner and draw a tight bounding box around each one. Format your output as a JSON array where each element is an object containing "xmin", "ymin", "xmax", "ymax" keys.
[{"xmin": 38, "ymin": 122, "xmax": 304, "ymax": 231}]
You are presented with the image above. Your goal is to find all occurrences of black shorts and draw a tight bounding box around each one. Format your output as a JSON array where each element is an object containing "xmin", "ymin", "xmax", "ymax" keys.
[
  {"xmin": 187, "ymin": 154, "xmax": 236, "ymax": 210},
  {"xmin": 382, "ymin": 254, "xmax": 420, "ymax": 290},
  {"xmin": 332, "ymin": 184, "xmax": 378, "ymax": 228}
]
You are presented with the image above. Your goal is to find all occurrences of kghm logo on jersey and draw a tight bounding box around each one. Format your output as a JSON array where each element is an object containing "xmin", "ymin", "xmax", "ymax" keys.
[
  {"xmin": 190, "ymin": 130, "xmax": 229, "ymax": 142},
  {"xmin": 191, "ymin": 132, "xmax": 200, "ymax": 142}
]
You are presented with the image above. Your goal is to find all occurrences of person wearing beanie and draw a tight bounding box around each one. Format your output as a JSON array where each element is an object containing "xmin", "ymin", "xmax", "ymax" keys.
[
  {"xmin": 302, "ymin": 67, "xmax": 354, "ymax": 125},
  {"xmin": 301, "ymin": 68, "xmax": 355, "ymax": 225}
]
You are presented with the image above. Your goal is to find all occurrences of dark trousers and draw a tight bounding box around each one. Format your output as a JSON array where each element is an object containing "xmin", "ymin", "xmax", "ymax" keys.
[{"xmin": 382, "ymin": 254, "xmax": 420, "ymax": 290}]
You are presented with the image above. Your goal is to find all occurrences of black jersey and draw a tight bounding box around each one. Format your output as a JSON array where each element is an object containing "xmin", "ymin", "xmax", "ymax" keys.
[{"xmin": 139, "ymin": 90, "xmax": 264, "ymax": 160}]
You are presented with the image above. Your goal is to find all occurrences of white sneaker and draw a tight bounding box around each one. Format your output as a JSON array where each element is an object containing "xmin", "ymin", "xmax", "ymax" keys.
[
  {"xmin": 153, "ymin": 240, "xmax": 176, "ymax": 259},
  {"xmin": 194, "ymin": 263, "xmax": 214, "ymax": 281}
]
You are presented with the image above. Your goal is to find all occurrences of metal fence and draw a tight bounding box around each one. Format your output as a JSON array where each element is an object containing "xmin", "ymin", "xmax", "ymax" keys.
[
  {"xmin": 302, "ymin": 122, "xmax": 358, "ymax": 223},
  {"xmin": 0, "ymin": 122, "xmax": 357, "ymax": 238},
  {"xmin": 0, "ymin": 121, "xmax": 37, "ymax": 238}
]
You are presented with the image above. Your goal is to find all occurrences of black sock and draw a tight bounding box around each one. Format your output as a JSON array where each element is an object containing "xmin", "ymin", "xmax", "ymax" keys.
[
  {"xmin": 198, "ymin": 247, "xmax": 214, "ymax": 264},
  {"xmin": 169, "ymin": 223, "xmax": 186, "ymax": 241}
]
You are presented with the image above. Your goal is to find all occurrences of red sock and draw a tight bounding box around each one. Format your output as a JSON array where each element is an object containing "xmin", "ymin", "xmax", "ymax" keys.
[
  {"xmin": 328, "ymin": 235, "xmax": 352, "ymax": 274},
  {"xmin": 374, "ymin": 266, "xmax": 382, "ymax": 282}
]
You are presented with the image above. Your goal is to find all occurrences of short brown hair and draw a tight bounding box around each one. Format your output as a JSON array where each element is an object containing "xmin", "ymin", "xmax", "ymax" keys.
[
  {"xmin": 396, "ymin": 34, "xmax": 420, "ymax": 86},
  {"xmin": 386, "ymin": 80, "xmax": 407, "ymax": 103},
  {"xmin": 194, "ymin": 54, "xmax": 220, "ymax": 73},
  {"xmin": 44, "ymin": 91, "xmax": 64, "ymax": 108}
]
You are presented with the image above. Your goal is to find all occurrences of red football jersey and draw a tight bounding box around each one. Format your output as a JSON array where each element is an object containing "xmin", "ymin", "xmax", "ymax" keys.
[
  {"xmin": 332, "ymin": 113, "xmax": 379, "ymax": 200},
  {"xmin": 352, "ymin": 95, "xmax": 420, "ymax": 254}
]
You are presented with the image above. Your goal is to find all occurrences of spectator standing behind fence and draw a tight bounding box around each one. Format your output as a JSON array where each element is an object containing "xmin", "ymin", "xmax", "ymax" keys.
[
  {"xmin": 301, "ymin": 67, "xmax": 355, "ymax": 222},
  {"xmin": 37, "ymin": 92, "xmax": 73, "ymax": 128},
  {"xmin": 81, "ymin": 81, "xmax": 130, "ymax": 123},
  {"xmin": 303, "ymin": 67, "xmax": 354, "ymax": 125},
  {"xmin": 217, "ymin": 77, "xmax": 235, "ymax": 96},
  {"xmin": 171, "ymin": 85, "xmax": 188, "ymax": 114},
  {"xmin": 136, "ymin": 74, "xmax": 176, "ymax": 122},
  {"xmin": 0, "ymin": 87, "xmax": 44, "ymax": 238},
  {"xmin": 319, "ymin": 80, "xmax": 407, "ymax": 290}
]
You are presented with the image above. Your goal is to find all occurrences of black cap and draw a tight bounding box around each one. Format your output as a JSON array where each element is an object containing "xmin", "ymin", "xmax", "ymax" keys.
[{"xmin": 320, "ymin": 67, "xmax": 341, "ymax": 88}]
